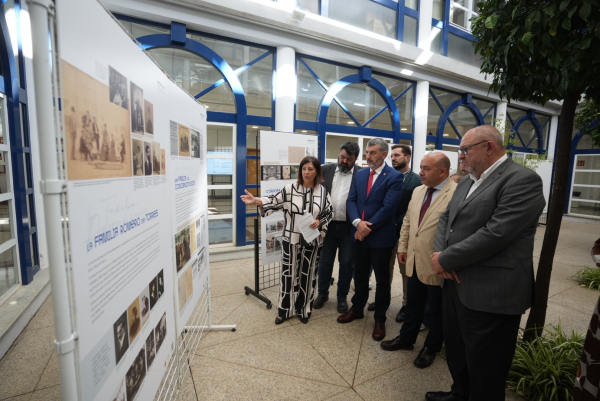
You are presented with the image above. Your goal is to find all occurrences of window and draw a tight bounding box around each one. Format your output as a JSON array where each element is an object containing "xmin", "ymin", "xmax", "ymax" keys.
[
  {"xmin": 570, "ymin": 155, "xmax": 600, "ymax": 217},
  {"xmin": 506, "ymin": 106, "xmax": 550, "ymax": 152},
  {"xmin": 447, "ymin": 33, "xmax": 480, "ymax": 67},
  {"xmin": 450, "ymin": 0, "xmax": 479, "ymax": 31},
  {"xmin": 329, "ymin": 0, "xmax": 397, "ymax": 39}
]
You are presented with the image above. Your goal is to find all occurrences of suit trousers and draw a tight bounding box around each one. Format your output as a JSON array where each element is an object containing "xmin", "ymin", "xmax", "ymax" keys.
[
  {"xmin": 317, "ymin": 221, "xmax": 354, "ymax": 299},
  {"xmin": 351, "ymin": 240, "xmax": 392, "ymax": 322},
  {"xmin": 443, "ymin": 280, "xmax": 521, "ymax": 401},
  {"xmin": 399, "ymin": 270, "xmax": 443, "ymax": 352}
]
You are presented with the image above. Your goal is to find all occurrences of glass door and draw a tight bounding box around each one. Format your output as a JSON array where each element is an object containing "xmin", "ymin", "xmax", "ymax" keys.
[
  {"xmin": 206, "ymin": 123, "xmax": 236, "ymax": 246},
  {"xmin": 0, "ymin": 94, "xmax": 21, "ymax": 304},
  {"xmin": 569, "ymin": 155, "xmax": 600, "ymax": 217}
]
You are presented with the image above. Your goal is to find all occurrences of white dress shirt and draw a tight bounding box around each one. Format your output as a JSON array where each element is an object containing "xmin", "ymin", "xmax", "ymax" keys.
[
  {"xmin": 466, "ymin": 154, "xmax": 508, "ymax": 198},
  {"xmin": 353, "ymin": 163, "xmax": 386, "ymax": 225},
  {"xmin": 331, "ymin": 165, "xmax": 354, "ymax": 221}
]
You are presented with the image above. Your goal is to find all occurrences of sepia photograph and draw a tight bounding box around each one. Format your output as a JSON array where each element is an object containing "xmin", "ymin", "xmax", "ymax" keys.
[
  {"xmin": 128, "ymin": 297, "xmax": 142, "ymax": 344},
  {"xmin": 178, "ymin": 273, "xmax": 186, "ymax": 312},
  {"xmin": 132, "ymin": 139, "xmax": 144, "ymax": 176},
  {"xmin": 288, "ymin": 146, "xmax": 306, "ymax": 163},
  {"xmin": 185, "ymin": 266, "xmax": 193, "ymax": 302},
  {"xmin": 144, "ymin": 100, "xmax": 154, "ymax": 135},
  {"xmin": 265, "ymin": 234, "xmax": 276, "ymax": 254},
  {"xmin": 149, "ymin": 276, "xmax": 158, "ymax": 310},
  {"xmin": 175, "ymin": 226, "xmax": 191, "ymax": 273},
  {"xmin": 144, "ymin": 142, "xmax": 152, "ymax": 176},
  {"xmin": 282, "ymin": 165, "xmax": 291, "ymax": 180},
  {"xmin": 125, "ymin": 346, "xmax": 146, "ymax": 401},
  {"xmin": 111, "ymin": 379, "xmax": 127, "ymax": 401},
  {"xmin": 178, "ymin": 124, "xmax": 190, "ymax": 157},
  {"xmin": 139, "ymin": 286, "xmax": 150, "ymax": 327},
  {"xmin": 261, "ymin": 165, "xmax": 281, "ymax": 181},
  {"xmin": 265, "ymin": 221, "xmax": 278, "ymax": 234},
  {"xmin": 130, "ymin": 82, "xmax": 144, "ymax": 135},
  {"xmin": 290, "ymin": 165, "xmax": 298, "ymax": 179},
  {"xmin": 160, "ymin": 149, "xmax": 166, "ymax": 175},
  {"xmin": 62, "ymin": 61, "xmax": 132, "ymax": 180},
  {"xmin": 145, "ymin": 330, "xmax": 156, "ymax": 370},
  {"xmin": 155, "ymin": 313, "xmax": 167, "ymax": 353},
  {"xmin": 113, "ymin": 311, "xmax": 129, "ymax": 365},
  {"xmin": 157, "ymin": 270, "xmax": 164, "ymax": 300},
  {"xmin": 108, "ymin": 66, "xmax": 128, "ymax": 110},
  {"xmin": 190, "ymin": 129, "xmax": 200, "ymax": 158},
  {"xmin": 152, "ymin": 142, "xmax": 161, "ymax": 175},
  {"xmin": 190, "ymin": 222, "xmax": 197, "ymax": 255}
]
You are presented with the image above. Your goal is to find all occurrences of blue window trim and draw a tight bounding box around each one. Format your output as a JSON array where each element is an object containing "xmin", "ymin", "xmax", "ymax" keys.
[
  {"xmin": 433, "ymin": 1, "xmax": 476, "ymax": 58},
  {"xmin": 506, "ymin": 106, "xmax": 551, "ymax": 154}
]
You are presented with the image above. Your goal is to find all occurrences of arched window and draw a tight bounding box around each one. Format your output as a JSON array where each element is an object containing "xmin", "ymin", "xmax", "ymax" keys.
[{"xmin": 505, "ymin": 106, "xmax": 551, "ymax": 154}]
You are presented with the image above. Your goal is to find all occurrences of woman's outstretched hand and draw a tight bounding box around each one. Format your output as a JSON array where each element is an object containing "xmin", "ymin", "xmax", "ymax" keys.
[{"xmin": 241, "ymin": 189, "xmax": 261, "ymax": 206}]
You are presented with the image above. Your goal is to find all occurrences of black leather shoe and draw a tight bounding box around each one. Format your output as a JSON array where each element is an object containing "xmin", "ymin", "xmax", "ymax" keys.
[
  {"xmin": 337, "ymin": 310, "xmax": 364, "ymax": 323},
  {"xmin": 367, "ymin": 302, "xmax": 376, "ymax": 311},
  {"xmin": 395, "ymin": 306, "xmax": 406, "ymax": 323},
  {"xmin": 313, "ymin": 295, "xmax": 328, "ymax": 309},
  {"xmin": 425, "ymin": 391, "xmax": 464, "ymax": 401},
  {"xmin": 275, "ymin": 316, "xmax": 286, "ymax": 325},
  {"xmin": 380, "ymin": 335, "xmax": 414, "ymax": 351},
  {"xmin": 414, "ymin": 347, "xmax": 437, "ymax": 369},
  {"xmin": 337, "ymin": 299, "xmax": 348, "ymax": 313},
  {"xmin": 300, "ymin": 316, "xmax": 309, "ymax": 324}
]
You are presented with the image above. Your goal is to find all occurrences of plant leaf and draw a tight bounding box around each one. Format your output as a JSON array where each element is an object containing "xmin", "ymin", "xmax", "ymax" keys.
[
  {"xmin": 568, "ymin": 5, "xmax": 578, "ymax": 18},
  {"xmin": 549, "ymin": 27, "xmax": 557, "ymax": 36},
  {"xmin": 580, "ymin": 3, "xmax": 592, "ymax": 20},
  {"xmin": 562, "ymin": 18, "xmax": 571, "ymax": 30},
  {"xmin": 548, "ymin": 53, "xmax": 562, "ymax": 68},
  {"xmin": 522, "ymin": 32, "xmax": 535, "ymax": 45},
  {"xmin": 559, "ymin": 0, "xmax": 570, "ymax": 11},
  {"xmin": 485, "ymin": 14, "xmax": 498, "ymax": 29}
]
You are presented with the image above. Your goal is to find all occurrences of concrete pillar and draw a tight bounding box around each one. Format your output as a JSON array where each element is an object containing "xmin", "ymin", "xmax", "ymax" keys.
[
  {"xmin": 412, "ymin": 80, "xmax": 429, "ymax": 170},
  {"xmin": 547, "ymin": 115, "xmax": 559, "ymax": 159},
  {"xmin": 275, "ymin": 46, "xmax": 296, "ymax": 132},
  {"xmin": 495, "ymin": 101, "xmax": 508, "ymax": 135},
  {"xmin": 417, "ymin": 0, "xmax": 434, "ymax": 51}
]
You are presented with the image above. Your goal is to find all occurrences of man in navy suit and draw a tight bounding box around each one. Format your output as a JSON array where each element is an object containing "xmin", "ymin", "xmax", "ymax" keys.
[{"xmin": 338, "ymin": 138, "xmax": 404, "ymax": 342}]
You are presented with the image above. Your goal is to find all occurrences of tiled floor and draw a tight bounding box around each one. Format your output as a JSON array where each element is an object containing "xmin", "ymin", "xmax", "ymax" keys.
[{"xmin": 1, "ymin": 219, "xmax": 599, "ymax": 400}]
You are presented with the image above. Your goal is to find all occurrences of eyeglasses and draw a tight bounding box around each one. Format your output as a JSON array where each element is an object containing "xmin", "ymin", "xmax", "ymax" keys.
[{"xmin": 457, "ymin": 140, "xmax": 488, "ymax": 156}]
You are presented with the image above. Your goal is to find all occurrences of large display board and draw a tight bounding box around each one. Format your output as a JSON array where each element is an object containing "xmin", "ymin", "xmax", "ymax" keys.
[
  {"xmin": 56, "ymin": 0, "xmax": 208, "ymax": 400},
  {"xmin": 259, "ymin": 131, "xmax": 318, "ymax": 264}
]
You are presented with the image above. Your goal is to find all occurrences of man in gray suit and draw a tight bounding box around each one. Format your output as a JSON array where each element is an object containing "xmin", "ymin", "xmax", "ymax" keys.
[
  {"xmin": 427, "ymin": 125, "xmax": 545, "ymax": 401},
  {"xmin": 314, "ymin": 141, "xmax": 362, "ymax": 313}
]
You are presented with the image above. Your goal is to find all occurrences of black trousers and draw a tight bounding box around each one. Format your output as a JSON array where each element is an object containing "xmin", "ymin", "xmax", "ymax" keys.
[
  {"xmin": 443, "ymin": 280, "xmax": 521, "ymax": 401},
  {"xmin": 399, "ymin": 270, "xmax": 443, "ymax": 352},
  {"xmin": 350, "ymin": 240, "xmax": 393, "ymax": 322}
]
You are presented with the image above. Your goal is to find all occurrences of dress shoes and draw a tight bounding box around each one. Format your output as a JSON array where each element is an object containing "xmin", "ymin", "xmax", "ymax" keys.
[
  {"xmin": 367, "ymin": 302, "xmax": 376, "ymax": 311},
  {"xmin": 313, "ymin": 295, "xmax": 328, "ymax": 309},
  {"xmin": 414, "ymin": 347, "xmax": 437, "ymax": 369},
  {"xmin": 425, "ymin": 391, "xmax": 464, "ymax": 401},
  {"xmin": 337, "ymin": 310, "xmax": 364, "ymax": 323},
  {"xmin": 372, "ymin": 322, "xmax": 386, "ymax": 341},
  {"xmin": 337, "ymin": 299, "xmax": 348, "ymax": 313},
  {"xmin": 395, "ymin": 306, "xmax": 406, "ymax": 322},
  {"xmin": 380, "ymin": 335, "xmax": 414, "ymax": 351}
]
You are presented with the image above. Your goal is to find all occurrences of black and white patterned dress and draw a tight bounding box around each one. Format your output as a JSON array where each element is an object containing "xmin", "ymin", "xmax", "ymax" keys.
[{"xmin": 260, "ymin": 182, "xmax": 333, "ymax": 319}]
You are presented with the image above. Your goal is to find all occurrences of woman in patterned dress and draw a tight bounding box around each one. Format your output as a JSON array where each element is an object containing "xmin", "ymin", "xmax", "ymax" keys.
[{"xmin": 241, "ymin": 156, "xmax": 333, "ymax": 324}]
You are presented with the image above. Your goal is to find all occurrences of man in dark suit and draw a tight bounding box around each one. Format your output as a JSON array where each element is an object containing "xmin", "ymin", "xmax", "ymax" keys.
[
  {"xmin": 338, "ymin": 138, "xmax": 404, "ymax": 341},
  {"xmin": 427, "ymin": 125, "xmax": 545, "ymax": 401},
  {"xmin": 314, "ymin": 141, "xmax": 362, "ymax": 313}
]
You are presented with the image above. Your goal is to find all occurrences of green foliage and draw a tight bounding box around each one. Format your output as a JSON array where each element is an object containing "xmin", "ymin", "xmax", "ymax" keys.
[
  {"xmin": 575, "ymin": 265, "xmax": 600, "ymax": 289},
  {"xmin": 471, "ymin": 0, "xmax": 600, "ymax": 105},
  {"xmin": 507, "ymin": 324, "xmax": 584, "ymax": 400},
  {"xmin": 574, "ymin": 98, "xmax": 600, "ymax": 147}
]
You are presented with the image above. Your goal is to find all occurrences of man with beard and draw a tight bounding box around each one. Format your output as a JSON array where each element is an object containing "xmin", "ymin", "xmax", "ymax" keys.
[
  {"xmin": 367, "ymin": 144, "xmax": 422, "ymax": 320},
  {"xmin": 313, "ymin": 141, "xmax": 362, "ymax": 313}
]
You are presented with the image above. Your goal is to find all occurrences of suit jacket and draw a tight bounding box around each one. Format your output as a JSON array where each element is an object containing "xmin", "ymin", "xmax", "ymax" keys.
[
  {"xmin": 398, "ymin": 179, "xmax": 457, "ymax": 285},
  {"xmin": 433, "ymin": 158, "xmax": 545, "ymax": 315},
  {"xmin": 395, "ymin": 170, "xmax": 422, "ymax": 239},
  {"xmin": 321, "ymin": 163, "xmax": 362, "ymax": 231},
  {"xmin": 347, "ymin": 163, "xmax": 404, "ymax": 248}
]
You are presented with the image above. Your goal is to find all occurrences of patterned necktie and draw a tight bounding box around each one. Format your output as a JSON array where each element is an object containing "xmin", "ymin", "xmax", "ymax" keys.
[
  {"xmin": 362, "ymin": 170, "xmax": 377, "ymax": 220},
  {"xmin": 419, "ymin": 187, "xmax": 436, "ymax": 226}
]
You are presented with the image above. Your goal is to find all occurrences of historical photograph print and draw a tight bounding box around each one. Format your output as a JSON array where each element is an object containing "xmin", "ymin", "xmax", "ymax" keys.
[
  {"xmin": 178, "ymin": 124, "xmax": 190, "ymax": 157},
  {"xmin": 130, "ymin": 82, "xmax": 144, "ymax": 135},
  {"xmin": 198, "ymin": 246, "xmax": 206, "ymax": 273},
  {"xmin": 149, "ymin": 276, "xmax": 158, "ymax": 311},
  {"xmin": 190, "ymin": 222, "xmax": 197, "ymax": 255},
  {"xmin": 144, "ymin": 100, "xmax": 154, "ymax": 136},
  {"xmin": 132, "ymin": 139, "xmax": 144, "ymax": 176},
  {"xmin": 125, "ymin": 346, "xmax": 146, "ymax": 401},
  {"xmin": 111, "ymin": 379, "xmax": 127, "ymax": 401},
  {"xmin": 275, "ymin": 236, "xmax": 282, "ymax": 252},
  {"xmin": 113, "ymin": 311, "xmax": 129, "ymax": 365},
  {"xmin": 128, "ymin": 297, "xmax": 142, "ymax": 344},
  {"xmin": 265, "ymin": 221, "xmax": 278, "ymax": 234},
  {"xmin": 178, "ymin": 273, "xmax": 187, "ymax": 312},
  {"xmin": 190, "ymin": 129, "xmax": 200, "ymax": 158},
  {"xmin": 195, "ymin": 217, "xmax": 203, "ymax": 249},
  {"xmin": 261, "ymin": 165, "xmax": 281, "ymax": 181},
  {"xmin": 185, "ymin": 266, "xmax": 193, "ymax": 302},
  {"xmin": 108, "ymin": 66, "xmax": 128, "ymax": 110},
  {"xmin": 282, "ymin": 165, "xmax": 291, "ymax": 180},
  {"xmin": 157, "ymin": 270, "xmax": 164, "ymax": 300},
  {"xmin": 290, "ymin": 165, "xmax": 298, "ymax": 179},
  {"xmin": 155, "ymin": 312, "xmax": 167, "ymax": 354},
  {"xmin": 277, "ymin": 220, "xmax": 284, "ymax": 231},
  {"xmin": 62, "ymin": 61, "xmax": 132, "ymax": 180},
  {"xmin": 144, "ymin": 142, "xmax": 152, "ymax": 176},
  {"xmin": 265, "ymin": 234, "xmax": 277, "ymax": 254},
  {"xmin": 160, "ymin": 149, "xmax": 166, "ymax": 175},
  {"xmin": 175, "ymin": 226, "xmax": 191, "ymax": 273},
  {"xmin": 152, "ymin": 142, "xmax": 161, "ymax": 175},
  {"xmin": 145, "ymin": 330, "xmax": 156, "ymax": 370},
  {"xmin": 139, "ymin": 286, "xmax": 150, "ymax": 327},
  {"xmin": 305, "ymin": 147, "xmax": 316, "ymax": 157}
]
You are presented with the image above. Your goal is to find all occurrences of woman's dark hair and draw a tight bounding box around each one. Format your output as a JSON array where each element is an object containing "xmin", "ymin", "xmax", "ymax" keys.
[{"xmin": 297, "ymin": 156, "xmax": 323, "ymax": 186}]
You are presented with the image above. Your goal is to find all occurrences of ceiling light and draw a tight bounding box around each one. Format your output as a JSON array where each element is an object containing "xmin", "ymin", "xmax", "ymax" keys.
[
  {"xmin": 252, "ymin": 126, "xmax": 258, "ymax": 128},
  {"xmin": 302, "ymin": 130, "xmax": 307, "ymax": 133},
  {"xmin": 347, "ymin": 121, "xmax": 355, "ymax": 124},
  {"xmin": 301, "ymin": 88, "xmax": 308, "ymax": 91},
  {"xmin": 353, "ymin": 103, "xmax": 365, "ymax": 107},
  {"xmin": 443, "ymin": 133, "xmax": 449, "ymax": 137},
  {"xmin": 401, "ymin": 128, "xmax": 407, "ymax": 131}
]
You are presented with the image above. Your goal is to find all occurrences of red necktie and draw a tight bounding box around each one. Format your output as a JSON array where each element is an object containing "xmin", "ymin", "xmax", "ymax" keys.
[
  {"xmin": 362, "ymin": 170, "xmax": 377, "ymax": 220},
  {"xmin": 419, "ymin": 187, "xmax": 436, "ymax": 226}
]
